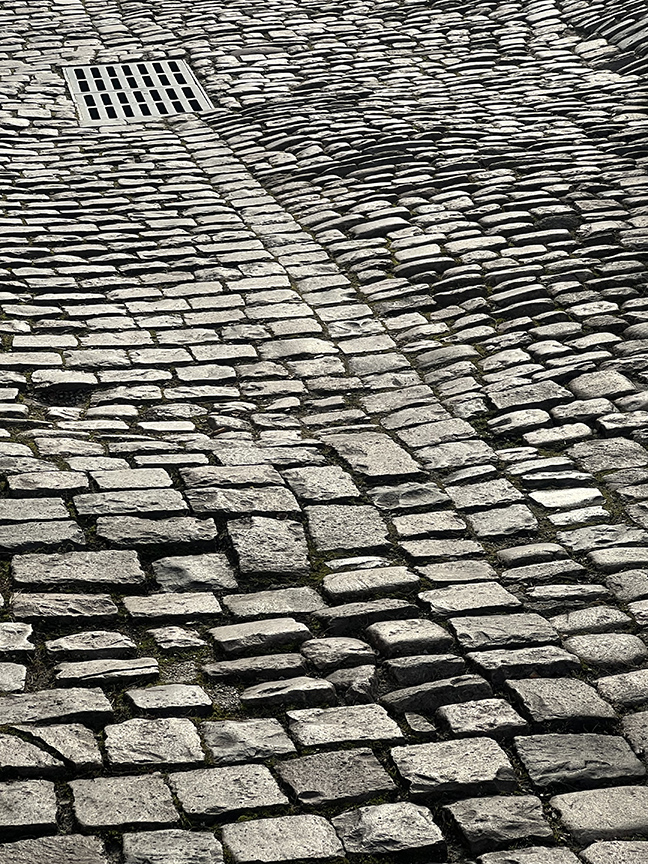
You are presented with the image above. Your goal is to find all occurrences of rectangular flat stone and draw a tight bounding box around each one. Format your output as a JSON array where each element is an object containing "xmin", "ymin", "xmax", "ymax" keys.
[{"xmin": 11, "ymin": 551, "xmax": 145, "ymax": 588}]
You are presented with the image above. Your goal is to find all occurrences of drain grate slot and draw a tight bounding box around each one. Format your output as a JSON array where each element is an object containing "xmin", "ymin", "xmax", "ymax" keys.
[{"xmin": 64, "ymin": 60, "xmax": 214, "ymax": 126}]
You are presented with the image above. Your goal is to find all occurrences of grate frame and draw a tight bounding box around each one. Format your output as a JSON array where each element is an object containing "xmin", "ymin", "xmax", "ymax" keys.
[{"xmin": 63, "ymin": 59, "xmax": 214, "ymax": 126}]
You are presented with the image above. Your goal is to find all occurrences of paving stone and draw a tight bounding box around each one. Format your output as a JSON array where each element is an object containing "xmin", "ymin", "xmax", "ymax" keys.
[
  {"xmin": 240, "ymin": 676, "xmax": 336, "ymax": 709},
  {"xmin": 124, "ymin": 593, "xmax": 221, "ymax": 619},
  {"xmin": 550, "ymin": 786, "xmax": 648, "ymax": 844},
  {"xmin": 306, "ymin": 504, "xmax": 389, "ymax": 551},
  {"xmin": 55, "ymin": 657, "xmax": 158, "ymax": 686},
  {"xmin": 152, "ymin": 553, "xmax": 238, "ymax": 592},
  {"xmin": 446, "ymin": 795, "xmax": 552, "ymax": 855},
  {"xmin": 122, "ymin": 830, "xmax": 224, "ymax": 864},
  {"xmin": 331, "ymin": 801, "xmax": 445, "ymax": 856},
  {"xmin": 580, "ymin": 841, "xmax": 648, "ymax": 864},
  {"xmin": 313, "ymin": 598, "xmax": 418, "ymax": 635},
  {"xmin": 0, "ymin": 688, "xmax": 113, "ymax": 725},
  {"xmin": 0, "ymin": 836, "xmax": 109, "ymax": 864},
  {"xmin": 0, "ymin": 780, "xmax": 57, "ymax": 833},
  {"xmin": 96, "ymin": 516, "xmax": 218, "ymax": 548},
  {"xmin": 276, "ymin": 747, "xmax": 395, "ymax": 806},
  {"xmin": 437, "ymin": 698, "xmax": 528, "ymax": 737},
  {"xmin": 596, "ymin": 669, "xmax": 648, "ymax": 708},
  {"xmin": 105, "ymin": 718, "xmax": 204, "ymax": 767},
  {"xmin": 419, "ymin": 583, "xmax": 521, "ymax": 617},
  {"xmin": 170, "ymin": 765, "xmax": 288, "ymax": 818},
  {"xmin": 126, "ymin": 684, "xmax": 212, "ymax": 716},
  {"xmin": 12, "ymin": 550, "xmax": 145, "ymax": 588},
  {"xmin": 300, "ymin": 637, "xmax": 375, "ymax": 672},
  {"xmin": 508, "ymin": 678, "xmax": 617, "ymax": 724},
  {"xmin": 223, "ymin": 587, "xmax": 324, "ymax": 618},
  {"xmin": 451, "ymin": 614, "xmax": 559, "ymax": 651},
  {"xmin": 392, "ymin": 738, "xmax": 516, "ymax": 798},
  {"xmin": 287, "ymin": 704, "xmax": 403, "ymax": 747},
  {"xmin": 365, "ymin": 618, "xmax": 454, "ymax": 656},
  {"xmin": 70, "ymin": 774, "xmax": 178, "ymax": 829},
  {"xmin": 478, "ymin": 849, "xmax": 579, "ymax": 864},
  {"xmin": 381, "ymin": 673, "xmax": 492, "ymax": 713},
  {"xmin": 385, "ymin": 654, "xmax": 466, "ymax": 687},
  {"xmin": 222, "ymin": 814, "xmax": 343, "ymax": 863},
  {"xmin": 514, "ymin": 733, "xmax": 645, "ymax": 790},
  {"xmin": 45, "ymin": 631, "xmax": 136, "ymax": 660},
  {"xmin": 322, "ymin": 566, "xmax": 419, "ymax": 601},
  {"xmin": 202, "ymin": 718, "xmax": 296, "ymax": 765},
  {"xmin": 563, "ymin": 634, "xmax": 648, "ymax": 671},
  {"xmin": 323, "ymin": 431, "xmax": 420, "ymax": 477},
  {"xmin": 228, "ymin": 517, "xmax": 310, "ymax": 574},
  {"xmin": 209, "ymin": 618, "xmax": 311, "ymax": 656}
]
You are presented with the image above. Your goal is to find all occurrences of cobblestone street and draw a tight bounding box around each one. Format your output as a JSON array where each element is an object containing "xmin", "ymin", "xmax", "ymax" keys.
[{"xmin": 1, "ymin": 0, "xmax": 648, "ymax": 860}]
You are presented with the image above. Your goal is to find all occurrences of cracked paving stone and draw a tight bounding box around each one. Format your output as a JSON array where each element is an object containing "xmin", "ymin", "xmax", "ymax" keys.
[
  {"xmin": 286, "ymin": 704, "xmax": 403, "ymax": 747},
  {"xmin": 276, "ymin": 747, "xmax": 395, "ymax": 806},
  {"xmin": 391, "ymin": 738, "xmax": 516, "ymax": 798},
  {"xmin": 122, "ymin": 830, "xmax": 223, "ymax": 864},
  {"xmin": 105, "ymin": 718, "xmax": 204, "ymax": 767},
  {"xmin": 446, "ymin": 795, "xmax": 552, "ymax": 855},
  {"xmin": 0, "ymin": 836, "xmax": 110, "ymax": 864},
  {"xmin": 10, "ymin": 723, "xmax": 102, "ymax": 769},
  {"xmin": 70, "ymin": 774, "xmax": 178, "ymax": 830},
  {"xmin": 221, "ymin": 814, "xmax": 343, "ymax": 863},
  {"xmin": 169, "ymin": 765, "xmax": 288, "ymax": 818},
  {"xmin": 331, "ymin": 802, "xmax": 445, "ymax": 856},
  {"xmin": 0, "ymin": 734, "xmax": 64, "ymax": 776}
]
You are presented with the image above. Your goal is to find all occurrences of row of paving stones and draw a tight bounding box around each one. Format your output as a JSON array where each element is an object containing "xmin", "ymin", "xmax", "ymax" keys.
[{"xmin": 1, "ymin": 0, "xmax": 648, "ymax": 862}]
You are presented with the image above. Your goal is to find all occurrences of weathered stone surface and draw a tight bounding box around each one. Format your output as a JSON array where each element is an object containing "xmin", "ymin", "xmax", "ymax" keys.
[
  {"xmin": 287, "ymin": 704, "xmax": 403, "ymax": 746},
  {"xmin": 300, "ymin": 637, "xmax": 375, "ymax": 672},
  {"xmin": 45, "ymin": 630, "xmax": 136, "ymax": 660},
  {"xmin": 478, "ymin": 849, "xmax": 579, "ymax": 864},
  {"xmin": 105, "ymin": 718, "xmax": 204, "ymax": 767},
  {"xmin": 70, "ymin": 774, "xmax": 178, "ymax": 829},
  {"xmin": 0, "ymin": 836, "xmax": 109, "ymax": 864},
  {"xmin": 508, "ymin": 678, "xmax": 617, "ymax": 724},
  {"xmin": 152, "ymin": 553, "xmax": 238, "ymax": 592},
  {"xmin": 437, "ymin": 698, "xmax": 528, "ymax": 737},
  {"xmin": 96, "ymin": 516, "xmax": 218, "ymax": 548},
  {"xmin": 446, "ymin": 795, "xmax": 552, "ymax": 854},
  {"xmin": 382, "ymin": 674, "xmax": 492, "ymax": 713},
  {"xmin": 276, "ymin": 747, "xmax": 395, "ymax": 806},
  {"xmin": 550, "ymin": 786, "xmax": 648, "ymax": 844},
  {"xmin": 222, "ymin": 815, "xmax": 343, "ymax": 863},
  {"xmin": 580, "ymin": 841, "xmax": 648, "ymax": 864},
  {"xmin": 223, "ymin": 587, "xmax": 324, "ymax": 618},
  {"xmin": 514, "ymin": 733, "xmax": 645, "ymax": 789},
  {"xmin": 202, "ymin": 719, "xmax": 296, "ymax": 765},
  {"xmin": 451, "ymin": 614, "xmax": 559, "ymax": 651},
  {"xmin": 55, "ymin": 657, "xmax": 159, "ymax": 686},
  {"xmin": 0, "ymin": 688, "xmax": 113, "ymax": 725},
  {"xmin": 240, "ymin": 676, "xmax": 336, "ymax": 709},
  {"xmin": 126, "ymin": 684, "xmax": 212, "ymax": 716},
  {"xmin": 366, "ymin": 618, "xmax": 453, "ymax": 656},
  {"xmin": 392, "ymin": 738, "xmax": 516, "ymax": 798},
  {"xmin": 306, "ymin": 504, "xmax": 389, "ymax": 551},
  {"xmin": 209, "ymin": 618, "xmax": 311, "ymax": 656},
  {"xmin": 124, "ymin": 593, "xmax": 222, "ymax": 619},
  {"xmin": 11, "ymin": 551, "xmax": 145, "ymax": 587},
  {"xmin": 0, "ymin": 780, "xmax": 57, "ymax": 833},
  {"xmin": 122, "ymin": 830, "xmax": 224, "ymax": 864},
  {"xmin": 10, "ymin": 723, "xmax": 102, "ymax": 769},
  {"xmin": 228, "ymin": 517, "xmax": 309, "ymax": 574},
  {"xmin": 170, "ymin": 765, "xmax": 288, "ymax": 818},
  {"xmin": 323, "ymin": 432, "xmax": 420, "ymax": 477},
  {"xmin": 332, "ymin": 802, "xmax": 445, "ymax": 856}
]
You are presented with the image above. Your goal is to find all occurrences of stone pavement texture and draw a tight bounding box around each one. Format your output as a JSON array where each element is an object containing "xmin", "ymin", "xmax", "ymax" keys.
[{"xmin": 0, "ymin": 0, "xmax": 648, "ymax": 861}]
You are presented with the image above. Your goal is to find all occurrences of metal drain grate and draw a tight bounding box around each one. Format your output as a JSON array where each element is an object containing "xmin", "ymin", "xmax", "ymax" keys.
[{"xmin": 63, "ymin": 60, "xmax": 214, "ymax": 126}]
